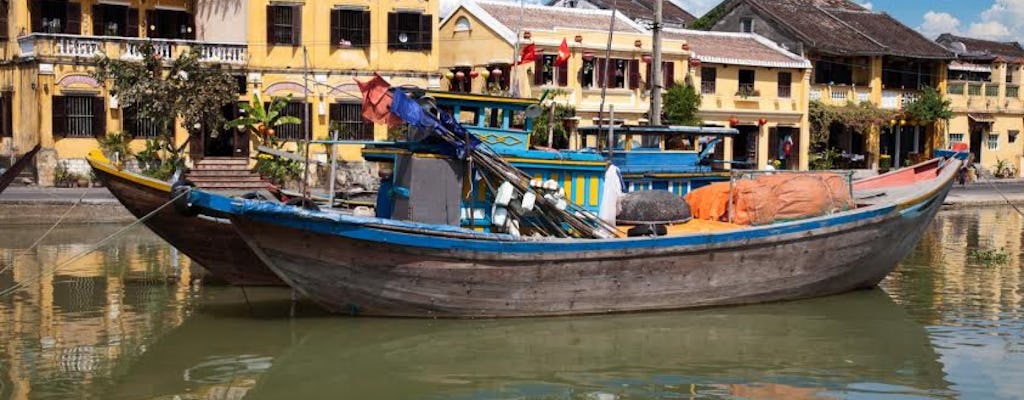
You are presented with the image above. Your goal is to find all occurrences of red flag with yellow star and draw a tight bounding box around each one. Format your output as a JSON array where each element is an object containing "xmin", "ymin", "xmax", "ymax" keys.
[{"xmin": 555, "ymin": 38, "xmax": 570, "ymax": 66}]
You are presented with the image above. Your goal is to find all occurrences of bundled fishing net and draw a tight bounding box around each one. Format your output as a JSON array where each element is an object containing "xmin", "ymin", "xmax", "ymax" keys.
[
  {"xmin": 617, "ymin": 190, "xmax": 693, "ymax": 225},
  {"xmin": 685, "ymin": 173, "xmax": 855, "ymax": 226}
]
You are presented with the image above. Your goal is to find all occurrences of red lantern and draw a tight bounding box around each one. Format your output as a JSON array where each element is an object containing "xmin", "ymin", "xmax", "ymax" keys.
[
  {"xmin": 492, "ymin": 68, "xmax": 502, "ymax": 77},
  {"xmin": 634, "ymin": 39, "xmax": 642, "ymax": 48},
  {"xmin": 469, "ymin": 70, "xmax": 479, "ymax": 79},
  {"xmin": 758, "ymin": 118, "xmax": 768, "ymax": 126},
  {"xmin": 689, "ymin": 58, "xmax": 701, "ymax": 67},
  {"xmin": 641, "ymin": 54, "xmax": 653, "ymax": 63},
  {"xmin": 524, "ymin": 31, "xmax": 532, "ymax": 39},
  {"xmin": 728, "ymin": 116, "xmax": 740, "ymax": 127},
  {"xmin": 574, "ymin": 34, "xmax": 583, "ymax": 43},
  {"xmin": 455, "ymin": 71, "xmax": 465, "ymax": 79},
  {"xmin": 582, "ymin": 51, "xmax": 595, "ymax": 61},
  {"xmin": 681, "ymin": 43, "xmax": 690, "ymax": 51}
]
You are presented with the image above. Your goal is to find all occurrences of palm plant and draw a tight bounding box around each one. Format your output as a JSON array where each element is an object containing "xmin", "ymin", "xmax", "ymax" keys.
[{"xmin": 224, "ymin": 93, "xmax": 302, "ymax": 149}]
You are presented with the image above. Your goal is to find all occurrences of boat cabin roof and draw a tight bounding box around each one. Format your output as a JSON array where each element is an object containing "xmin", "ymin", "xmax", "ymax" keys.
[
  {"xmin": 577, "ymin": 125, "xmax": 739, "ymax": 137},
  {"xmin": 420, "ymin": 90, "xmax": 540, "ymax": 110}
]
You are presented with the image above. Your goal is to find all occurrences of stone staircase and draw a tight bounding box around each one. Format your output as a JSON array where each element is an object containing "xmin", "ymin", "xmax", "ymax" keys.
[{"xmin": 186, "ymin": 157, "xmax": 270, "ymax": 194}]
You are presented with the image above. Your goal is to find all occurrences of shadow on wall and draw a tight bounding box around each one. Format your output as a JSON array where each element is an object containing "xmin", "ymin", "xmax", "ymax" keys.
[{"xmin": 195, "ymin": 0, "xmax": 246, "ymax": 42}]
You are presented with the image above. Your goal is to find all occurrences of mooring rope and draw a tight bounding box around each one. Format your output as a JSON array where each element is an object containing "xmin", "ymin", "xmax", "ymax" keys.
[
  {"xmin": 974, "ymin": 164, "xmax": 1024, "ymax": 217},
  {"xmin": 0, "ymin": 189, "xmax": 89, "ymax": 276},
  {"xmin": 0, "ymin": 189, "xmax": 189, "ymax": 298}
]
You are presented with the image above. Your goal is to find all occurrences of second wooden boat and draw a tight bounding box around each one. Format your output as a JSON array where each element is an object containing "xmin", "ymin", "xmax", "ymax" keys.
[{"xmin": 87, "ymin": 151, "xmax": 283, "ymax": 286}]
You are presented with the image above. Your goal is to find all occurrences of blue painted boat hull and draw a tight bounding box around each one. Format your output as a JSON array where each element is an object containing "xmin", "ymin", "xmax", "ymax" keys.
[{"xmin": 187, "ymin": 159, "xmax": 961, "ymax": 317}]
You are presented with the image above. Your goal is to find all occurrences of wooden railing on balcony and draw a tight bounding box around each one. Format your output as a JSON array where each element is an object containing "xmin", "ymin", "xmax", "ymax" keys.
[{"xmin": 17, "ymin": 33, "xmax": 248, "ymax": 65}]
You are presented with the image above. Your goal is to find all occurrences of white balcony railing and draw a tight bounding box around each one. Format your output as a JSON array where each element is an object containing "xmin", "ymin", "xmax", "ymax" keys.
[
  {"xmin": 809, "ymin": 86, "xmax": 822, "ymax": 101},
  {"xmin": 881, "ymin": 90, "xmax": 899, "ymax": 109},
  {"xmin": 55, "ymin": 36, "xmax": 102, "ymax": 57},
  {"xmin": 121, "ymin": 40, "xmax": 172, "ymax": 60},
  {"xmin": 199, "ymin": 44, "xmax": 247, "ymax": 64},
  {"xmin": 16, "ymin": 33, "xmax": 247, "ymax": 65},
  {"xmin": 830, "ymin": 86, "xmax": 850, "ymax": 103},
  {"xmin": 855, "ymin": 88, "xmax": 870, "ymax": 103}
]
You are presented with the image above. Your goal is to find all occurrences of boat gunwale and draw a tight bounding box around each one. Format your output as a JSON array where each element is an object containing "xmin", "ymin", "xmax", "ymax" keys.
[{"xmin": 86, "ymin": 150, "xmax": 172, "ymax": 193}]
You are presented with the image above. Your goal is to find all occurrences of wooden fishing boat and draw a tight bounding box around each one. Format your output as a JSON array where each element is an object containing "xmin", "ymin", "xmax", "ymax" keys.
[
  {"xmin": 0, "ymin": 143, "xmax": 41, "ymax": 194},
  {"xmin": 86, "ymin": 150, "xmax": 284, "ymax": 286},
  {"xmin": 185, "ymin": 154, "xmax": 963, "ymax": 317}
]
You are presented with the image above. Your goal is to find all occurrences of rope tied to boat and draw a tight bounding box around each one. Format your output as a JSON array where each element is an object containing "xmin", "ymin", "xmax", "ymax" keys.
[
  {"xmin": 0, "ymin": 189, "xmax": 89, "ymax": 277},
  {"xmin": 0, "ymin": 189, "xmax": 189, "ymax": 298}
]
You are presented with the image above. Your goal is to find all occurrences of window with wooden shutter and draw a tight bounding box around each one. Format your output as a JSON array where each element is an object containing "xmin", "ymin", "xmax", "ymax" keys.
[
  {"xmin": 388, "ymin": 11, "xmax": 432, "ymax": 51},
  {"xmin": 0, "ymin": 92, "xmax": 11, "ymax": 137},
  {"xmin": 126, "ymin": 8, "xmax": 138, "ymax": 37},
  {"xmin": 34, "ymin": 0, "xmax": 78, "ymax": 34},
  {"xmin": 596, "ymin": 58, "xmax": 606, "ymax": 88},
  {"xmin": 65, "ymin": 1, "xmax": 80, "ymax": 34},
  {"xmin": 700, "ymin": 67, "xmax": 716, "ymax": 95},
  {"xmin": 290, "ymin": 4, "xmax": 301, "ymax": 45},
  {"xmin": 581, "ymin": 59, "xmax": 595, "ymax": 88},
  {"xmin": 663, "ymin": 62, "xmax": 675, "ymax": 88},
  {"xmin": 51, "ymin": 95, "xmax": 66, "ymax": 137},
  {"xmin": 147, "ymin": 9, "xmax": 193, "ymax": 39},
  {"xmin": 628, "ymin": 60, "xmax": 640, "ymax": 89},
  {"xmin": 557, "ymin": 62, "xmax": 568, "ymax": 87},
  {"xmin": 93, "ymin": 4, "xmax": 131, "ymax": 37},
  {"xmin": 267, "ymin": 5, "xmax": 297, "ymax": 45},
  {"xmin": 58, "ymin": 95, "xmax": 99, "ymax": 138},
  {"xmin": 331, "ymin": 9, "xmax": 370, "ymax": 48},
  {"xmin": 0, "ymin": 1, "xmax": 9, "ymax": 40},
  {"xmin": 484, "ymin": 64, "xmax": 511, "ymax": 91},
  {"xmin": 329, "ymin": 102, "xmax": 373, "ymax": 140},
  {"xmin": 533, "ymin": 56, "xmax": 544, "ymax": 86},
  {"xmin": 778, "ymin": 72, "xmax": 792, "ymax": 98},
  {"xmin": 91, "ymin": 96, "xmax": 106, "ymax": 138}
]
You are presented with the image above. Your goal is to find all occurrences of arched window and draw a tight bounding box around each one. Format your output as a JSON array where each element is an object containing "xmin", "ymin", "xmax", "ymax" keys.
[{"xmin": 455, "ymin": 16, "xmax": 471, "ymax": 31}]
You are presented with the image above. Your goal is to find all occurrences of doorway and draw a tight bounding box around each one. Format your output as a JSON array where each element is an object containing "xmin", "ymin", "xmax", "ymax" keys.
[
  {"xmin": 189, "ymin": 103, "xmax": 248, "ymax": 160},
  {"xmin": 969, "ymin": 121, "xmax": 985, "ymax": 165},
  {"xmin": 732, "ymin": 125, "xmax": 758, "ymax": 165}
]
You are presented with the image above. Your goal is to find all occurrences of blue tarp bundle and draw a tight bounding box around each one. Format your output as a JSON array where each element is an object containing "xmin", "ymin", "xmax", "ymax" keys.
[{"xmin": 388, "ymin": 88, "xmax": 482, "ymax": 159}]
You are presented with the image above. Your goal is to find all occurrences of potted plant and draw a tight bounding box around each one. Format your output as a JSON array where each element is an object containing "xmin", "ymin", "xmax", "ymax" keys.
[{"xmin": 879, "ymin": 154, "xmax": 892, "ymax": 170}]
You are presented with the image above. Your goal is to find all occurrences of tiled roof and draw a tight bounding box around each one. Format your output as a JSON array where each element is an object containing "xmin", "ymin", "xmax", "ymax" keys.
[
  {"xmin": 662, "ymin": 29, "xmax": 811, "ymax": 69},
  {"xmin": 475, "ymin": 1, "xmax": 645, "ymax": 35},
  {"xmin": 936, "ymin": 34, "xmax": 1024, "ymax": 62},
  {"xmin": 705, "ymin": 0, "xmax": 952, "ymax": 59},
  {"xmin": 582, "ymin": 0, "xmax": 697, "ymax": 26}
]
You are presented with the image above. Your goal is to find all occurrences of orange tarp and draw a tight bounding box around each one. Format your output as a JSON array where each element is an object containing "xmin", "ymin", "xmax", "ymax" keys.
[{"xmin": 685, "ymin": 174, "xmax": 855, "ymax": 226}]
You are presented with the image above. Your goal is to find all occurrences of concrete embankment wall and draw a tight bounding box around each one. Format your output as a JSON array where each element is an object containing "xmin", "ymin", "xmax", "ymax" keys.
[{"xmin": 0, "ymin": 201, "xmax": 134, "ymax": 225}]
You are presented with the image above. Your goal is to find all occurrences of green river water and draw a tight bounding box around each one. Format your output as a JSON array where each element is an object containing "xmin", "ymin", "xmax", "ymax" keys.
[{"xmin": 0, "ymin": 207, "xmax": 1021, "ymax": 399}]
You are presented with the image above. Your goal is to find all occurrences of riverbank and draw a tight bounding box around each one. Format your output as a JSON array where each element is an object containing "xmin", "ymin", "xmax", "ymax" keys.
[
  {"xmin": 0, "ymin": 187, "xmax": 133, "ymax": 225},
  {"xmin": 943, "ymin": 180, "xmax": 1024, "ymax": 209}
]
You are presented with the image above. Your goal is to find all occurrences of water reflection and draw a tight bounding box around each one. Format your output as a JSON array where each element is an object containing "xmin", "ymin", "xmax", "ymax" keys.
[
  {"xmin": 883, "ymin": 207, "xmax": 1024, "ymax": 400},
  {"xmin": 0, "ymin": 225, "xmax": 196, "ymax": 400},
  {"xmin": 1, "ymin": 207, "xmax": 1022, "ymax": 399}
]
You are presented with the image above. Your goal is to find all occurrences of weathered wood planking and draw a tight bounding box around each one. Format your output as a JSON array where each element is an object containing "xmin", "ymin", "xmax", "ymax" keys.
[{"xmin": 208, "ymin": 158, "xmax": 960, "ymax": 317}]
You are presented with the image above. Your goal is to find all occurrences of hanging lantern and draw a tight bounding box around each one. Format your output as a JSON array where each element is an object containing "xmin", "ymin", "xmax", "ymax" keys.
[
  {"xmin": 524, "ymin": 31, "xmax": 532, "ymax": 39},
  {"xmin": 469, "ymin": 70, "xmax": 480, "ymax": 79},
  {"xmin": 634, "ymin": 39, "xmax": 642, "ymax": 48},
  {"xmin": 889, "ymin": 119, "xmax": 896, "ymax": 126},
  {"xmin": 728, "ymin": 116, "xmax": 740, "ymax": 127},
  {"xmin": 492, "ymin": 68, "xmax": 503, "ymax": 77},
  {"xmin": 582, "ymin": 51, "xmax": 595, "ymax": 61},
  {"xmin": 444, "ymin": 71, "xmax": 455, "ymax": 80},
  {"xmin": 899, "ymin": 119, "xmax": 907, "ymax": 126},
  {"xmin": 681, "ymin": 43, "xmax": 690, "ymax": 51},
  {"xmin": 758, "ymin": 118, "xmax": 768, "ymax": 126},
  {"xmin": 689, "ymin": 58, "xmax": 701, "ymax": 67},
  {"xmin": 481, "ymin": 69, "xmax": 491, "ymax": 79},
  {"xmin": 455, "ymin": 71, "xmax": 465, "ymax": 79},
  {"xmin": 574, "ymin": 34, "xmax": 583, "ymax": 43},
  {"xmin": 641, "ymin": 54, "xmax": 653, "ymax": 63}
]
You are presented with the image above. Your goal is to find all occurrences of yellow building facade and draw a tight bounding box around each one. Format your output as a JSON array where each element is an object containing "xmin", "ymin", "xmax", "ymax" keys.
[
  {"xmin": 0, "ymin": 0, "xmax": 440, "ymax": 186},
  {"xmin": 439, "ymin": 1, "xmax": 811, "ymax": 169}
]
